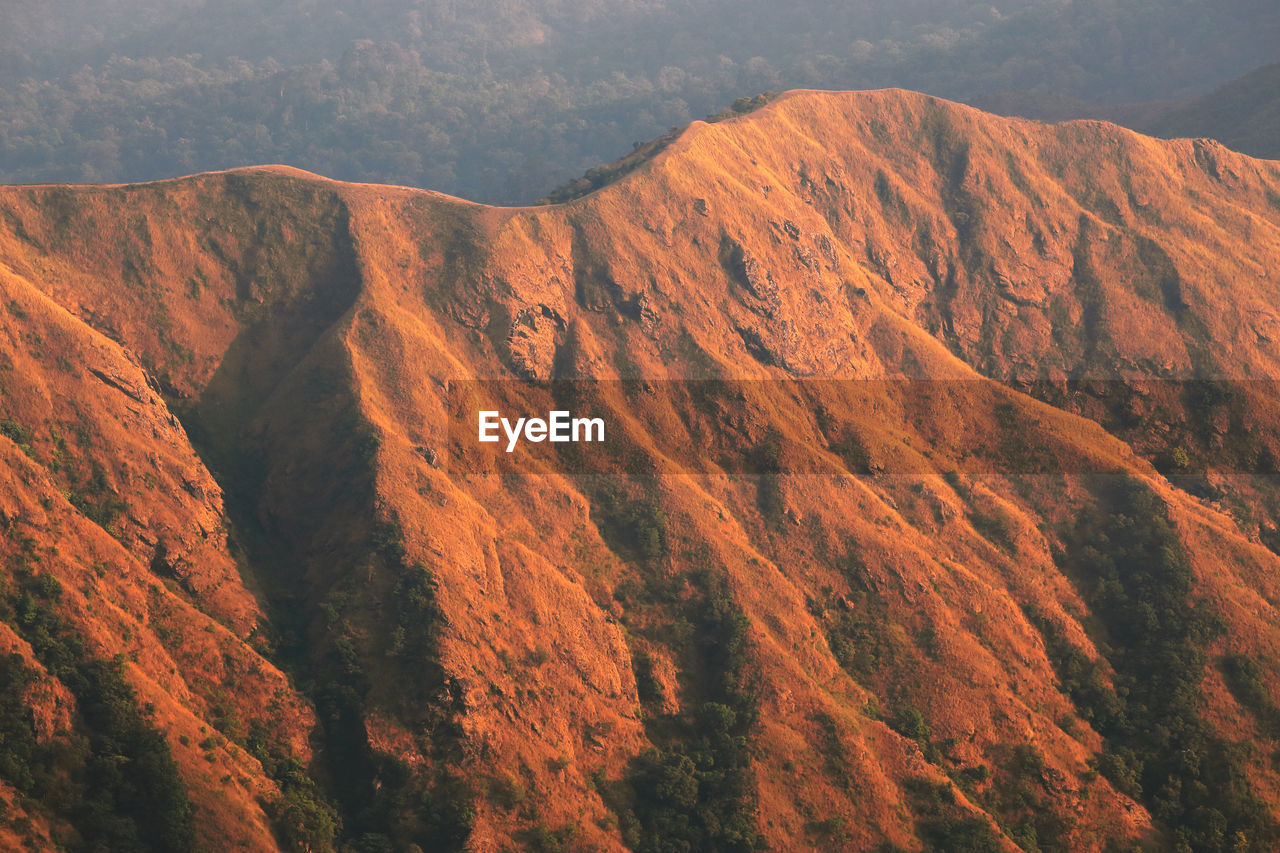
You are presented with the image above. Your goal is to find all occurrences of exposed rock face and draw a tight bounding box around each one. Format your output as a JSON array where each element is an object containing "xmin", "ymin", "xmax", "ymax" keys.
[{"xmin": 2, "ymin": 92, "xmax": 1280, "ymax": 851}]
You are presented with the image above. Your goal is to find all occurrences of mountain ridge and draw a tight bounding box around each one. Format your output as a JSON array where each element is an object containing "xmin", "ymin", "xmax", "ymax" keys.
[{"xmin": 8, "ymin": 85, "xmax": 1259, "ymax": 213}]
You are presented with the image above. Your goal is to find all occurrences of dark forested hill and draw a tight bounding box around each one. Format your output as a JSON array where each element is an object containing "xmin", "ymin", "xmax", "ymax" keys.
[
  {"xmin": 979, "ymin": 60, "xmax": 1280, "ymax": 163},
  {"xmin": 1140, "ymin": 62, "xmax": 1280, "ymax": 161},
  {"xmin": 1, "ymin": 0, "xmax": 1278, "ymax": 202}
]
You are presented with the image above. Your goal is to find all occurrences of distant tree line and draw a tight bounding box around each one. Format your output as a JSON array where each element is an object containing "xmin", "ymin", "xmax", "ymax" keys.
[{"xmin": 0, "ymin": 0, "xmax": 1276, "ymax": 203}]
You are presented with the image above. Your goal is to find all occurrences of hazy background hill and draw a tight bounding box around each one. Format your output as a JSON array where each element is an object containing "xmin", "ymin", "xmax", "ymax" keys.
[
  {"xmin": 1140, "ymin": 61, "xmax": 1280, "ymax": 160},
  {"xmin": 979, "ymin": 60, "xmax": 1280, "ymax": 163},
  {"xmin": 2, "ymin": 0, "xmax": 1278, "ymax": 202}
]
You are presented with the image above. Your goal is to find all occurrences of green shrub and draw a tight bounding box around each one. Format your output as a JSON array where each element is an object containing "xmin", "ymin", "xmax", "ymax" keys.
[
  {"xmin": 903, "ymin": 777, "xmax": 1005, "ymax": 852},
  {"xmin": 1046, "ymin": 475, "xmax": 1276, "ymax": 851},
  {"xmin": 889, "ymin": 707, "xmax": 932, "ymax": 743},
  {"xmin": 589, "ymin": 480, "xmax": 669, "ymax": 565},
  {"xmin": 616, "ymin": 571, "xmax": 764, "ymax": 852},
  {"xmin": 968, "ymin": 507, "xmax": 1016, "ymax": 553},
  {"xmin": 3, "ymin": 567, "xmax": 195, "ymax": 851},
  {"xmin": 0, "ymin": 417, "xmax": 35, "ymax": 456},
  {"xmin": 1219, "ymin": 654, "xmax": 1280, "ymax": 738},
  {"xmin": 0, "ymin": 653, "xmax": 41, "ymax": 794}
]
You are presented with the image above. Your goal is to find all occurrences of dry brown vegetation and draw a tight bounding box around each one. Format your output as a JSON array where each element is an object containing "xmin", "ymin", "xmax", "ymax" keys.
[{"xmin": 3, "ymin": 90, "xmax": 1280, "ymax": 851}]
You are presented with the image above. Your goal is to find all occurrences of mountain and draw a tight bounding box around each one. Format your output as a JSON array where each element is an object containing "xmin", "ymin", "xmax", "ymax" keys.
[{"xmin": 4, "ymin": 90, "xmax": 1280, "ymax": 851}]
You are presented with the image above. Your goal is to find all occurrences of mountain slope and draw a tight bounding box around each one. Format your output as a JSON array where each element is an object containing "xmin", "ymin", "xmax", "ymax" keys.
[{"xmin": 3, "ymin": 91, "xmax": 1280, "ymax": 851}]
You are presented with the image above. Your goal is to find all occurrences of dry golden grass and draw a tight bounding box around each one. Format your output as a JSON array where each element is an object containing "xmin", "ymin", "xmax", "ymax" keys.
[{"xmin": 3, "ymin": 89, "xmax": 1280, "ymax": 850}]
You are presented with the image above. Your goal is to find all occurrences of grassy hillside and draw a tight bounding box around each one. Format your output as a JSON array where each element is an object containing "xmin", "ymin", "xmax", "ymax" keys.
[{"xmin": 3, "ymin": 91, "xmax": 1280, "ymax": 850}]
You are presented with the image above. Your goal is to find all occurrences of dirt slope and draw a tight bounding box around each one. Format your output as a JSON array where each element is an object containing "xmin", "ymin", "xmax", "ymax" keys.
[{"xmin": 3, "ymin": 90, "xmax": 1280, "ymax": 852}]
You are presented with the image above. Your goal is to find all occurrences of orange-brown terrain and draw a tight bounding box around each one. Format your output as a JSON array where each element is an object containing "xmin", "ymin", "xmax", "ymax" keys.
[{"xmin": 3, "ymin": 89, "xmax": 1280, "ymax": 852}]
